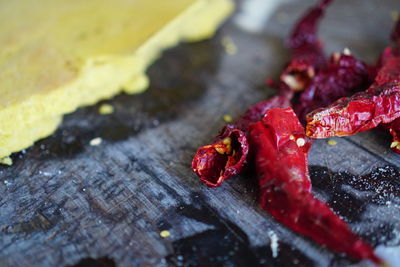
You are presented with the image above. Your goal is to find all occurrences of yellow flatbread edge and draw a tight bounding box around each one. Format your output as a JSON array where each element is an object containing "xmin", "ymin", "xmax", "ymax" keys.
[{"xmin": 0, "ymin": 0, "xmax": 234, "ymax": 159}]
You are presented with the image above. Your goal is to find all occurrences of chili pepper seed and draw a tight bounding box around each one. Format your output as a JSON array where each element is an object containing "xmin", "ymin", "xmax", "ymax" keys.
[
  {"xmin": 327, "ymin": 139, "xmax": 337, "ymax": 146},
  {"xmin": 296, "ymin": 138, "xmax": 306, "ymax": 147},
  {"xmin": 90, "ymin": 137, "xmax": 102, "ymax": 146},
  {"xmin": 160, "ymin": 230, "xmax": 171, "ymax": 238},
  {"xmin": 223, "ymin": 114, "xmax": 233, "ymax": 123}
]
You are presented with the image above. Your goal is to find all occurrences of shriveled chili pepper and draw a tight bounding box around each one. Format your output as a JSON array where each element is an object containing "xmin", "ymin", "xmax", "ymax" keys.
[
  {"xmin": 191, "ymin": 125, "xmax": 248, "ymax": 187},
  {"xmin": 192, "ymin": 92, "xmax": 292, "ymax": 187},
  {"xmin": 306, "ymin": 51, "xmax": 400, "ymax": 138},
  {"xmin": 294, "ymin": 51, "xmax": 373, "ymax": 122},
  {"xmin": 249, "ymin": 107, "xmax": 381, "ymax": 264},
  {"xmin": 379, "ymin": 18, "xmax": 400, "ymax": 153},
  {"xmin": 281, "ymin": 0, "xmax": 333, "ymax": 91}
]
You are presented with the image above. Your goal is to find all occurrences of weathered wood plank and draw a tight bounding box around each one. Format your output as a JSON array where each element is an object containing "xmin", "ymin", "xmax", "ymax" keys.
[{"xmin": 1, "ymin": 0, "xmax": 400, "ymax": 267}]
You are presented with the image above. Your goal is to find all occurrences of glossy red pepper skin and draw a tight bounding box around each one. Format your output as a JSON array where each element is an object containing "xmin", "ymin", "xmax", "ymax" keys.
[
  {"xmin": 295, "ymin": 53, "xmax": 372, "ymax": 122},
  {"xmin": 281, "ymin": 0, "xmax": 333, "ymax": 91},
  {"xmin": 236, "ymin": 93, "xmax": 292, "ymax": 130},
  {"xmin": 306, "ymin": 52, "xmax": 400, "ymax": 138},
  {"xmin": 249, "ymin": 107, "xmax": 381, "ymax": 264},
  {"xmin": 378, "ymin": 18, "xmax": 400, "ymax": 153},
  {"xmin": 192, "ymin": 94, "xmax": 291, "ymax": 187}
]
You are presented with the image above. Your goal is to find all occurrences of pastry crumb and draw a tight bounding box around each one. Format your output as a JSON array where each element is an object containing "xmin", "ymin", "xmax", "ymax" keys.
[
  {"xmin": 0, "ymin": 157, "xmax": 13, "ymax": 166},
  {"xmin": 221, "ymin": 36, "xmax": 237, "ymax": 55},
  {"xmin": 99, "ymin": 103, "xmax": 114, "ymax": 115}
]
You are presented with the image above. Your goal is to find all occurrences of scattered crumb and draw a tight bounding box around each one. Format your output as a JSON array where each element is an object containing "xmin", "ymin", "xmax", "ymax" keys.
[
  {"xmin": 0, "ymin": 157, "xmax": 13, "ymax": 166},
  {"xmin": 390, "ymin": 11, "xmax": 399, "ymax": 21},
  {"xmin": 90, "ymin": 137, "xmax": 102, "ymax": 146},
  {"xmin": 160, "ymin": 230, "xmax": 171, "ymax": 238},
  {"xmin": 98, "ymin": 103, "xmax": 114, "ymax": 115},
  {"xmin": 268, "ymin": 231, "xmax": 279, "ymax": 258},
  {"xmin": 221, "ymin": 36, "xmax": 238, "ymax": 55},
  {"xmin": 327, "ymin": 139, "xmax": 337, "ymax": 146},
  {"xmin": 223, "ymin": 114, "xmax": 233, "ymax": 123}
]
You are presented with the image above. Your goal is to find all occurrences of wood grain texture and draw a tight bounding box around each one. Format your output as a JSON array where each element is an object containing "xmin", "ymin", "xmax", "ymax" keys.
[{"xmin": 1, "ymin": 0, "xmax": 400, "ymax": 266}]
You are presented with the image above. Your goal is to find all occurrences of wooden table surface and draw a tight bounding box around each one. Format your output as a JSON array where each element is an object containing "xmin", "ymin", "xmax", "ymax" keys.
[{"xmin": 1, "ymin": 0, "xmax": 400, "ymax": 266}]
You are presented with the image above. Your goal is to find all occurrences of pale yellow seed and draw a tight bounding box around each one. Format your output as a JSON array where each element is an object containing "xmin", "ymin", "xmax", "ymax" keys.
[
  {"xmin": 99, "ymin": 103, "xmax": 114, "ymax": 115},
  {"xmin": 289, "ymin": 135, "xmax": 295, "ymax": 141},
  {"xmin": 343, "ymin": 47, "xmax": 351, "ymax": 55},
  {"xmin": 0, "ymin": 157, "xmax": 13, "ymax": 166},
  {"xmin": 90, "ymin": 137, "xmax": 102, "ymax": 146},
  {"xmin": 396, "ymin": 144, "xmax": 400, "ymax": 150},
  {"xmin": 390, "ymin": 141, "xmax": 399, "ymax": 148},
  {"xmin": 223, "ymin": 114, "xmax": 233, "ymax": 123},
  {"xmin": 296, "ymin": 138, "xmax": 305, "ymax": 147},
  {"xmin": 222, "ymin": 137, "xmax": 231, "ymax": 145},
  {"xmin": 160, "ymin": 230, "xmax": 170, "ymax": 238},
  {"xmin": 327, "ymin": 139, "xmax": 337, "ymax": 146},
  {"xmin": 391, "ymin": 11, "xmax": 399, "ymax": 21},
  {"xmin": 221, "ymin": 36, "xmax": 238, "ymax": 55},
  {"xmin": 215, "ymin": 147, "xmax": 225, "ymax": 154},
  {"xmin": 282, "ymin": 75, "xmax": 303, "ymax": 91}
]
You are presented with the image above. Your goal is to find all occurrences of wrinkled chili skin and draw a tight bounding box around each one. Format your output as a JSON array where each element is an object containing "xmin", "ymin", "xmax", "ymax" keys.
[
  {"xmin": 281, "ymin": 0, "xmax": 333, "ymax": 91},
  {"xmin": 379, "ymin": 18, "xmax": 400, "ymax": 153},
  {"xmin": 236, "ymin": 94, "xmax": 292, "ymax": 130},
  {"xmin": 287, "ymin": 0, "xmax": 333, "ymax": 49},
  {"xmin": 295, "ymin": 53, "xmax": 372, "ymax": 122},
  {"xmin": 306, "ymin": 53, "xmax": 400, "ymax": 138},
  {"xmin": 192, "ymin": 125, "xmax": 248, "ymax": 188},
  {"xmin": 192, "ymin": 94, "xmax": 292, "ymax": 187},
  {"xmin": 249, "ymin": 107, "xmax": 381, "ymax": 264}
]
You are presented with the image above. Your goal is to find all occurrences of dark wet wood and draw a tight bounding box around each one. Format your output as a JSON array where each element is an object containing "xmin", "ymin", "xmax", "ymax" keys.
[{"xmin": 1, "ymin": 0, "xmax": 400, "ymax": 266}]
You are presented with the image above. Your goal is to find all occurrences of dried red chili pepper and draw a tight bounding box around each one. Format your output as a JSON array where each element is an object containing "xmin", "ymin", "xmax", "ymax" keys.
[
  {"xmin": 191, "ymin": 125, "xmax": 248, "ymax": 187},
  {"xmin": 294, "ymin": 51, "xmax": 373, "ymax": 122},
  {"xmin": 249, "ymin": 107, "xmax": 381, "ymax": 264},
  {"xmin": 306, "ymin": 51, "xmax": 400, "ymax": 138},
  {"xmin": 281, "ymin": 0, "xmax": 333, "ymax": 91},
  {"xmin": 380, "ymin": 18, "xmax": 400, "ymax": 153},
  {"xmin": 192, "ymin": 92, "xmax": 292, "ymax": 187},
  {"xmin": 236, "ymin": 91, "xmax": 292, "ymax": 130}
]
